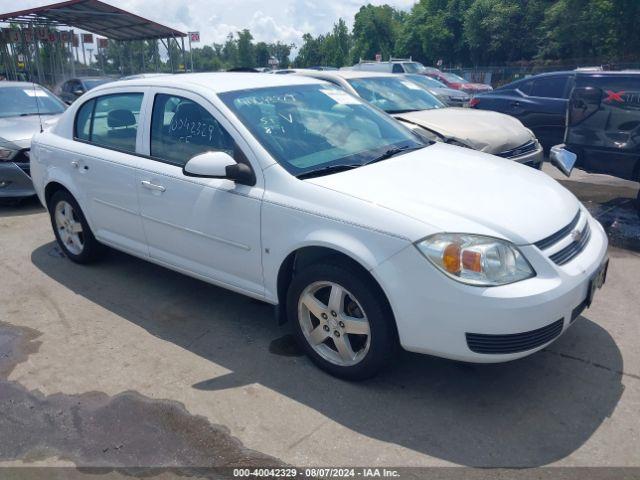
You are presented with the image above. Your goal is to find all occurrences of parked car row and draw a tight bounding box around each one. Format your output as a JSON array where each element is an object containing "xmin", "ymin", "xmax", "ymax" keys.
[
  {"xmin": 471, "ymin": 70, "xmax": 640, "ymax": 208},
  {"xmin": 25, "ymin": 73, "xmax": 608, "ymax": 380}
]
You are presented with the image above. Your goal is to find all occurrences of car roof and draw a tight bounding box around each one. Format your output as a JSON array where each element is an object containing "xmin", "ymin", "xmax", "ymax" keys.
[
  {"xmin": 294, "ymin": 69, "xmax": 394, "ymax": 81},
  {"xmin": 94, "ymin": 72, "xmax": 326, "ymax": 94},
  {"xmin": 0, "ymin": 81, "xmax": 43, "ymax": 88}
]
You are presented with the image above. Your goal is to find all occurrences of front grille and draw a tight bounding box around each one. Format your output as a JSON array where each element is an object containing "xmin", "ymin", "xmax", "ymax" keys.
[
  {"xmin": 534, "ymin": 210, "xmax": 581, "ymax": 250},
  {"xmin": 549, "ymin": 221, "xmax": 591, "ymax": 265},
  {"xmin": 497, "ymin": 140, "xmax": 538, "ymax": 159},
  {"xmin": 13, "ymin": 149, "xmax": 30, "ymax": 177},
  {"xmin": 466, "ymin": 319, "xmax": 564, "ymax": 354}
]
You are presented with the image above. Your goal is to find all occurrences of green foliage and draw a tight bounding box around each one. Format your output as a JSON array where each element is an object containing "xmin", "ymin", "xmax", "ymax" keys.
[{"xmin": 89, "ymin": 0, "xmax": 640, "ymax": 74}]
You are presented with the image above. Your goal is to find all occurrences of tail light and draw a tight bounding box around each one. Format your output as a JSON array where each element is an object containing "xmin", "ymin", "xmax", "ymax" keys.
[{"xmin": 469, "ymin": 97, "xmax": 480, "ymax": 108}]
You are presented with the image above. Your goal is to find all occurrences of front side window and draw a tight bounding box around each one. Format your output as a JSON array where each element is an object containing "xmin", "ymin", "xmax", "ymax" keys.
[
  {"xmin": 392, "ymin": 64, "xmax": 404, "ymax": 73},
  {"xmin": 150, "ymin": 94, "xmax": 235, "ymax": 166},
  {"xmin": 348, "ymin": 76, "xmax": 445, "ymax": 113},
  {"xmin": 530, "ymin": 76, "xmax": 568, "ymax": 98},
  {"xmin": 220, "ymin": 84, "xmax": 426, "ymax": 178},
  {"xmin": 73, "ymin": 93, "xmax": 143, "ymax": 153},
  {"xmin": 0, "ymin": 86, "xmax": 66, "ymax": 118}
]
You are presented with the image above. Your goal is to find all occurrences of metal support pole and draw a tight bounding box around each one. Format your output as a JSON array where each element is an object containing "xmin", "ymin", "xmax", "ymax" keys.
[
  {"xmin": 189, "ymin": 35, "xmax": 194, "ymax": 72},
  {"xmin": 81, "ymin": 38, "xmax": 86, "ymax": 66},
  {"xmin": 181, "ymin": 36, "xmax": 186, "ymax": 72}
]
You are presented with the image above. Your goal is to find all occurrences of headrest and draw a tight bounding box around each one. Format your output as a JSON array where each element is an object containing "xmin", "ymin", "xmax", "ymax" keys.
[
  {"xmin": 108, "ymin": 109, "xmax": 136, "ymax": 128},
  {"xmin": 174, "ymin": 102, "xmax": 203, "ymax": 122}
]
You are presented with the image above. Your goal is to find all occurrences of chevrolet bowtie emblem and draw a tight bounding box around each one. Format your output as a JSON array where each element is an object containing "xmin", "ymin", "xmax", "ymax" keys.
[{"xmin": 571, "ymin": 229, "xmax": 583, "ymax": 242}]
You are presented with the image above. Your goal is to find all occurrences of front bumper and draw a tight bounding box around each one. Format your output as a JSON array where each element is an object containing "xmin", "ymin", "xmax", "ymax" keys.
[
  {"xmin": 372, "ymin": 213, "xmax": 608, "ymax": 363},
  {"xmin": 0, "ymin": 162, "xmax": 35, "ymax": 198}
]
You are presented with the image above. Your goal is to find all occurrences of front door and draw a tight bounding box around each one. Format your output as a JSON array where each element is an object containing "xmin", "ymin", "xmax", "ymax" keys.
[{"xmin": 135, "ymin": 90, "xmax": 264, "ymax": 297}]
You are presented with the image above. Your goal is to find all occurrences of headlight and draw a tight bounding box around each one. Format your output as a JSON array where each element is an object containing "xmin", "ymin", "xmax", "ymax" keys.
[
  {"xmin": 0, "ymin": 148, "xmax": 14, "ymax": 160},
  {"xmin": 416, "ymin": 233, "xmax": 535, "ymax": 286}
]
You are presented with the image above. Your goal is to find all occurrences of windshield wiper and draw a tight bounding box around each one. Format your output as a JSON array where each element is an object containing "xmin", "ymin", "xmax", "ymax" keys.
[
  {"xmin": 386, "ymin": 109, "xmax": 421, "ymax": 114},
  {"xmin": 363, "ymin": 145, "xmax": 426, "ymax": 166},
  {"xmin": 297, "ymin": 163, "xmax": 361, "ymax": 179}
]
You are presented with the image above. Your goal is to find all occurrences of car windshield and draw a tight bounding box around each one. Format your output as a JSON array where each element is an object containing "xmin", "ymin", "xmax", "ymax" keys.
[
  {"xmin": 442, "ymin": 73, "xmax": 467, "ymax": 83},
  {"xmin": 0, "ymin": 86, "xmax": 65, "ymax": 118},
  {"xmin": 347, "ymin": 76, "xmax": 445, "ymax": 113},
  {"xmin": 402, "ymin": 62, "xmax": 426, "ymax": 74},
  {"xmin": 83, "ymin": 78, "xmax": 112, "ymax": 89},
  {"xmin": 404, "ymin": 74, "xmax": 449, "ymax": 90},
  {"xmin": 220, "ymin": 84, "xmax": 426, "ymax": 177}
]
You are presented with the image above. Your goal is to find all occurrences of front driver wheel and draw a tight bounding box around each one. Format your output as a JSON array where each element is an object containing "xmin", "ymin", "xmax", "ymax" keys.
[
  {"xmin": 49, "ymin": 190, "xmax": 104, "ymax": 263},
  {"xmin": 287, "ymin": 262, "xmax": 397, "ymax": 380}
]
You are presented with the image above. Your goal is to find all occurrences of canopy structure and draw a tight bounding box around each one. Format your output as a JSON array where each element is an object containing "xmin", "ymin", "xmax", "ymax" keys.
[
  {"xmin": 0, "ymin": 0, "xmax": 188, "ymax": 84},
  {"xmin": 0, "ymin": 0, "xmax": 186, "ymax": 41}
]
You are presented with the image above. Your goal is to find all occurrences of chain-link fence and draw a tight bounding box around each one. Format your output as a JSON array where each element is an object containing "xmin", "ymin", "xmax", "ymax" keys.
[{"xmin": 445, "ymin": 61, "xmax": 640, "ymax": 88}]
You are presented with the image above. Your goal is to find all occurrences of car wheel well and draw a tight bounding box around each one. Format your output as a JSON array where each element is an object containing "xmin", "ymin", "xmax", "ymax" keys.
[
  {"xmin": 276, "ymin": 246, "xmax": 395, "ymax": 330},
  {"xmin": 44, "ymin": 182, "xmax": 71, "ymax": 210}
]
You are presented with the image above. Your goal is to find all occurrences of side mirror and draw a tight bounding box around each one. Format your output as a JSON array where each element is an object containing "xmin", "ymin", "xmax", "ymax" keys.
[
  {"xmin": 549, "ymin": 144, "xmax": 577, "ymax": 177},
  {"xmin": 183, "ymin": 151, "xmax": 255, "ymax": 185}
]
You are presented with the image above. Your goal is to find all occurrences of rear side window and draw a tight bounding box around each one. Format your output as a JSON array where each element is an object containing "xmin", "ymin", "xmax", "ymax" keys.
[
  {"xmin": 74, "ymin": 99, "xmax": 94, "ymax": 141},
  {"xmin": 530, "ymin": 76, "xmax": 568, "ymax": 98},
  {"xmin": 392, "ymin": 64, "xmax": 404, "ymax": 73},
  {"xmin": 74, "ymin": 93, "xmax": 143, "ymax": 153},
  {"xmin": 150, "ymin": 94, "xmax": 235, "ymax": 166}
]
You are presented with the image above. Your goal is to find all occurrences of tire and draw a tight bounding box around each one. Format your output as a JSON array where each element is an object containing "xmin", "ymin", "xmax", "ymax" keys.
[
  {"xmin": 48, "ymin": 190, "xmax": 104, "ymax": 264},
  {"xmin": 287, "ymin": 261, "xmax": 397, "ymax": 380}
]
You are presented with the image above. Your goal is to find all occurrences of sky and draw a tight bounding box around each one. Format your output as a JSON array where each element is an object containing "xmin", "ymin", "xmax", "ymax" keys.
[{"xmin": 0, "ymin": 0, "xmax": 416, "ymax": 48}]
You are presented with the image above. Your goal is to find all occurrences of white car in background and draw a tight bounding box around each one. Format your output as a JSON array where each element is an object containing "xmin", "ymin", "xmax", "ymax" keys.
[
  {"xmin": 292, "ymin": 69, "xmax": 544, "ymax": 168},
  {"xmin": 30, "ymin": 73, "xmax": 608, "ymax": 379}
]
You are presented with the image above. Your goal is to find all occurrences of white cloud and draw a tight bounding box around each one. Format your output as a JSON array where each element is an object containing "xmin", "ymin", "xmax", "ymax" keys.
[{"xmin": 0, "ymin": 0, "xmax": 416, "ymax": 49}]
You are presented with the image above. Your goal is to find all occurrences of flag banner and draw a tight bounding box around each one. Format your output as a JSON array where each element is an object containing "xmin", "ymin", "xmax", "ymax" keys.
[
  {"xmin": 73, "ymin": 34, "xmax": 79, "ymax": 47},
  {"xmin": 97, "ymin": 38, "xmax": 108, "ymax": 49},
  {"xmin": 60, "ymin": 31, "xmax": 70, "ymax": 43},
  {"xmin": 37, "ymin": 28, "xmax": 48, "ymax": 41},
  {"xmin": 189, "ymin": 32, "xmax": 200, "ymax": 43},
  {"xmin": 82, "ymin": 33, "xmax": 93, "ymax": 43}
]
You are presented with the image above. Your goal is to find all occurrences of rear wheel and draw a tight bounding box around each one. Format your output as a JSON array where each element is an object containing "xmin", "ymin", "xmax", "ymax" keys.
[
  {"xmin": 287, "ymin": 262, "xmax": 397, "ymax": 380},
  {"xmin": 49, "ymin": 190, "xmax": 104, "ymax": 263}
]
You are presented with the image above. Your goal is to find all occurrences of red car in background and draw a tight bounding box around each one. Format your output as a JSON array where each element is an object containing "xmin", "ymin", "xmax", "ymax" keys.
[{"xmin": 423, "ymin": 68, "xmax": 493, "ymax": 95}]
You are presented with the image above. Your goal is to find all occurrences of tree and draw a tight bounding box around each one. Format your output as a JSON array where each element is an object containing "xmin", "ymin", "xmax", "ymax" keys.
[
  {"xmin": 255, "ymin": 42, "xmax": 270, "ymax": 67},
  {"xmin": 236, "ymin": 29, "xmax": 255, "ymax": 67},
  {"xmin": 351, "ymin": 4, "xmax": 402, "ymax": 62}
]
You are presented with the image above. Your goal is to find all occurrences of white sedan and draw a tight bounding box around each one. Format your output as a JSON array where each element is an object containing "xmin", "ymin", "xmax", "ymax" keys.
[{"xmin": 30, "ymin": 73, "xmax": 608, "ymax": 380}]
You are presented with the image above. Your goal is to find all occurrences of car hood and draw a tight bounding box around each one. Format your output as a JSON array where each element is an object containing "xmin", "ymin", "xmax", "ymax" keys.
[
  {"xmin": 430, "ymin": 87, "xmax": 469, "ymax": 99},
  {"xmin": 306, "ymin": 143, "xmax": 578, "ymax": 245},
  {"xmin": 0, "ymin": 114, "xmax": 61, "ymax": 148},
  {"xmin": 394, "ymin": 108, "xmax": 533, "ymax": 154}
]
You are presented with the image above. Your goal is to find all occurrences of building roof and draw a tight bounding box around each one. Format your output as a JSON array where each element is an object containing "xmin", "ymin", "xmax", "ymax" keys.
[{"xmin": 0, "ymin": 0, "xmax": 185, "ymax": 40}]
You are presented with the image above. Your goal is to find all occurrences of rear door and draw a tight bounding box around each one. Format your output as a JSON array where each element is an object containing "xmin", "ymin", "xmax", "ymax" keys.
[
  {"xmin": 509, "ymin": 74, "xmax": 571, "ymax": 148},
  {"xmin": 68, "ymin": 90, "xmax": 148, "ymax": 254}
]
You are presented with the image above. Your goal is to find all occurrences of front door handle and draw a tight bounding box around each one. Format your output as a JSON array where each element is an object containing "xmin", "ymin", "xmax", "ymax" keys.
[{"xmin": 141, "ymin": 180, "xmax": 166, "ymax": 192}]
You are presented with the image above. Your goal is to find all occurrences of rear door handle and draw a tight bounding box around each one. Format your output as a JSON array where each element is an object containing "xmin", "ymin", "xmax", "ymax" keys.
[{"xmin": 141, "ymin": 180, "xmax": 166, "ymax": 192}]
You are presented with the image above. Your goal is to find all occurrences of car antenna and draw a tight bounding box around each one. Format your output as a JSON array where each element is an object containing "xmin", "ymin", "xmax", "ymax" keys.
[{"xmin": 32, "ymin": 81, "xmax": 43, "ymax": 133}]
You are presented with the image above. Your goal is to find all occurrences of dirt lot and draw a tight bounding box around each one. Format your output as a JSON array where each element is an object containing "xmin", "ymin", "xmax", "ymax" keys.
[{"xmin": 0, "ymin": 164, "xmax": 639, "ymax": 474}]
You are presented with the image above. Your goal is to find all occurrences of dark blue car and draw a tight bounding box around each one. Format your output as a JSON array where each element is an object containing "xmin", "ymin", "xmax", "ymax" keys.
[{"xmin": 470, "ymin": 71, "xmax": 575, "ymax": 150}]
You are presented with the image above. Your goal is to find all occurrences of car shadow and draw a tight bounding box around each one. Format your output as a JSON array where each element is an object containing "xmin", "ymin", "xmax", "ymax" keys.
[
  {"xmin": 31, "ymin": 243, "xmax": 624, "ymax": 468},
  {"xmin": 0, "ymin": 196, "xmax": 45, "ymax": 218}
]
